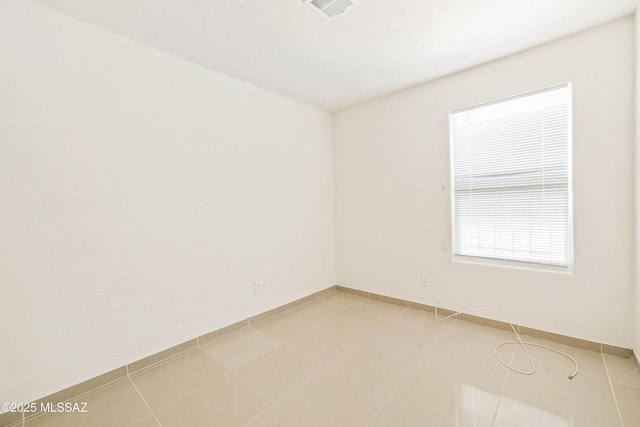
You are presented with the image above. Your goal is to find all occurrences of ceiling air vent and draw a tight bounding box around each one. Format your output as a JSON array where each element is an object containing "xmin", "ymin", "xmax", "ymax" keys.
[{"xmin": 304, "ymin": 0, "xmax": 357, "ymax": 19}]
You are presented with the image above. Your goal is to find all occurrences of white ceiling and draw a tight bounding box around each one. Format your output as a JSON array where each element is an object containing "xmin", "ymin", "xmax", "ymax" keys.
[{"xmin": 29, "ymin": 0, "xmax": 638, "ymax": 112}]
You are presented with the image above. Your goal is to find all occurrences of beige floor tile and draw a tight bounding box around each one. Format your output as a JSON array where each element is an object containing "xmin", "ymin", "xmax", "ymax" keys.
[
  {"xmin": 252, "ymin": 311, "xmax": 321, "ymax": 342},
  {"xmin": 603, "ymin": 354, "xmax": 640, "ymax": 387},
  {"xmin": 431, "ymin": 322, "xmax": 520, "ymax": 382},
  {"xmin": 25, "ymin": 379, "xmax": 149, "ymax": 427},
  {"xmin": 429, "ymin": 345, "xmax": 515, "ymax": 384},
  {"xmin": 201, "ymin": 327, "xmax": 283, "ymax": 369},
  {"xmin": 393, "ymin": 357, "xmax": 504, "ymax": 425},
  {"xmin": 317, "ymin": 291, "xmax": 368, "ymax": 308},
  {"xmin": 571, "ymin": 414, "xmax": 622, "ymax": 427},
  {"xmin": 245, "ymin": 405, "xmax": 308, "ymax": 427},
  {"xmin": 352, "ymin": 298, "xmax": 406, "ymax": 318},
  {"xmin": 393, "ymin": 321, "xmax": 513, "ymax": 424},
  {"xmin": 130, "ymin": 348, "xmax": 228, "ymax": 410},
  {"xmin": 493, "ymin": 393, "xmax": 574, "ymax": 427},
  {"xmin": 368, "ymin": 397, "xmax": 455, "ymax": 427},
  {"xmin": 502, "ymin": 358, "xmax": 620, "ymax": 425},
  {"xmin": 278, "ymin": 367, "xmax": 389, "ymax": 427},
  {"xmin": 154, "ymin": 373, "xmax": 270, "ymax": 427},
  {"xmin": 442, "ymin": 319, "xmax": 518, "ymax": 347},
  {"xmin": 288, "ymin": 323, "xmax": 364, "ymax": 364},
  {"xmin": 127, "ymin": 414, "xmax": 161, "ymax": 427},
  {"xmin": 0, "ymin": 412, "xmax": 22, "ymax": 427},
  {"xmin": 325, "ymin": 308, "xmax": 391, "ymax": 337},
  {"xmin": 369, "ymin": 319, "xmax": 443, "ymax": 360},
  {"xmin": 455, "ymin": 383, "xmax": 505, "ymax": 427},
  {"xmin": 395, "ymin": 308, "xmax": 455, "ymax": 333},
  {"xmin": 235, "ymin": 345, "xmax": 325, "ymax": 402},
  {"xmin": 292, "ymin": 300, "xmax": 351, "ymax": 323},
  {"xmin": 332, "ymin": 338, "xmax": 424, "ymax": 393},
  {"xmin": 612, "ymin": 382, "xmax": 640, "ymax": 426}
]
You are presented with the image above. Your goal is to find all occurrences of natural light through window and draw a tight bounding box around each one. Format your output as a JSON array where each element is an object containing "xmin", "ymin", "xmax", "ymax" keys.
[
  {"xmin": 450, "ymin": 84, "xmax": 572, "ymax": 269},
  {"xmin": 457, "ymin": 383, "xmax": 570, "ymax": 426}
]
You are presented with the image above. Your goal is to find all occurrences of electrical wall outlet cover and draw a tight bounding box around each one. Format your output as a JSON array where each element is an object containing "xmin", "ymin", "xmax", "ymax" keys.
[{"xmin": 422, "ymin": 273, "xmax": 430, "ymax": 287}]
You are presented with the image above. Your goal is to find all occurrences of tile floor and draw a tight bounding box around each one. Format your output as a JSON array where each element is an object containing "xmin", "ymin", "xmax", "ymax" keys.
[{"xmin": 14, "ymin": 291, "xmax": 640, "ymax": 426}]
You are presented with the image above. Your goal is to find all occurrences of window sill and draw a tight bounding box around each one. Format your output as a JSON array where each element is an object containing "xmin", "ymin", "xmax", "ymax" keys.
[{"xmin": 452, "ymin": 255, "xmax": 573, "ymax": 275}]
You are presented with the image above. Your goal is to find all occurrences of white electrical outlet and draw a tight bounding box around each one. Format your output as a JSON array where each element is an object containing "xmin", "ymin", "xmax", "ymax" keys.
[
  {"xmin": 255, "ymin": 281, "xmax": 262, "ymax": 295},
  {"xmin": 422, "ymin": 273, "xmax": 430, "ymax": 287}
]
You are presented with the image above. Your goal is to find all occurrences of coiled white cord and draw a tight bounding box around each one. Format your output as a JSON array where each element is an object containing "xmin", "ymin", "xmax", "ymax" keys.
[{"xmin": 434, "ymin": 304, "xmax": 579, "ymax": 380}]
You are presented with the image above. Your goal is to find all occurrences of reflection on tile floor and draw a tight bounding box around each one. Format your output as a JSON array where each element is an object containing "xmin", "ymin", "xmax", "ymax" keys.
[{"xmin": 14, "ymin": 291, "xmax": 640, "ymax": 426}]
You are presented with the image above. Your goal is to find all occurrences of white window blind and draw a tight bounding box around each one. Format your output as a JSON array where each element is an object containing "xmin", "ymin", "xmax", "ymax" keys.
[{"xmin": 450, "ymin": 84, "xmax": 572, "ymax": 268}]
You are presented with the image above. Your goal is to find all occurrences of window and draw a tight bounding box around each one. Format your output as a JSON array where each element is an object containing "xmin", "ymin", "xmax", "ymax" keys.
[{"xmin": 450, "ymin": 84, "xmax": 572, "ymax": 269}]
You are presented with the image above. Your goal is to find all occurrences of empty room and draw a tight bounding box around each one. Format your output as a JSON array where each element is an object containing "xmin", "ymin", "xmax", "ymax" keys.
[{"xmin": 1, "ymin": 0, "xmax": 640, "ymax": 426}]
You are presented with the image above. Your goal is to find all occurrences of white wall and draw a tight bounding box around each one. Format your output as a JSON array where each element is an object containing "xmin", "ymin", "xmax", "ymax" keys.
[
  {"xmin": 334, "ymin": 17, "xmax": 635, "ymax": 348},
  {"xmin": 0, "ymin": 0, "xmax": 335, "ymax": 404}
]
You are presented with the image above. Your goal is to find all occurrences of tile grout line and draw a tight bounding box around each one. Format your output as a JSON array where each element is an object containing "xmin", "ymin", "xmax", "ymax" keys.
[
  {"xmin": 124, "ymin": 355, "xmax": 244, "ymax": 426},
  {"xmin": 364, "ymin": 314, "xmax": 458, "ymax": 426},
  {"xmin": 18, "ymin": 374, "xmax": 138, "ymax": 426},
  {"xmin": 199, "ymin": 287, "xmax": 339, "ymax": 349},
  {"xmin": 261, "ymin": 293, "xmax": 400, "ymax": 370},
  {"xmin": 194, "ymin": 339, "xmax": 313, "ymax": 427},
  {"xmin": 201, "ymin": 323, "xmax": 287, "ymax": 368},
  {"xmin": 128, "ymin": 346, "xmax": 205, "ymax": 378},
  {"xmin": 254, "ymin": 318, "xmax": 322, "ymax": 345},
  {"xmin": 218, "ymin": 370, "xmax": 277, "ymax": 426},
  {"xmin": 197, "ymin": 288, "xmax": 342, "ymax": 353},
  {"xmin": 266, "ymin": 302, "xmax": 409, "ymax": 401},
  {"xmin": 500, "ymin": 340, "xmax": 519, "ymax": 395},
  {"xmin": 237, "ymin": 299, "xmax": 410, "ymax": 427},
  {"xmin": 191, "ymin": 339, "xmax": 311, "ymax": 426},
  {"xmin": 228, "ymin": 368, "xmax": 311, "ymax": 427},
  {"xmin": 271, "ymin": 302, "xmax": 411, "ymax": 426},
  {"xmin": 126, "ymin": 376, "xmax": 164, "ymax": 427},
  {"xmin": 490, "ymin": 337, "xmax": 520, "ymax": 427},
  {"xmin": 601, "ymin": 348, "xmax": 625, "ymax": 427},
  {"xmin": 127, "ymin": 345, "xmax": 243, "ymax": 426}
]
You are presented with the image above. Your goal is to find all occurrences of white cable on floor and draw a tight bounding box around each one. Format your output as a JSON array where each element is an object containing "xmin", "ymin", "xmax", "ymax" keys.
[{"xmin": 434, "ymin": 304, "xmax": 579, "ymax": 380}]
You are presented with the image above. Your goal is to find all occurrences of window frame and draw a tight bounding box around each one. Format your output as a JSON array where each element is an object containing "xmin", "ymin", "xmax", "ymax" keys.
[{"xmin": 448, "ymin": 83, "xmax": 574, "ymax": 272}]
